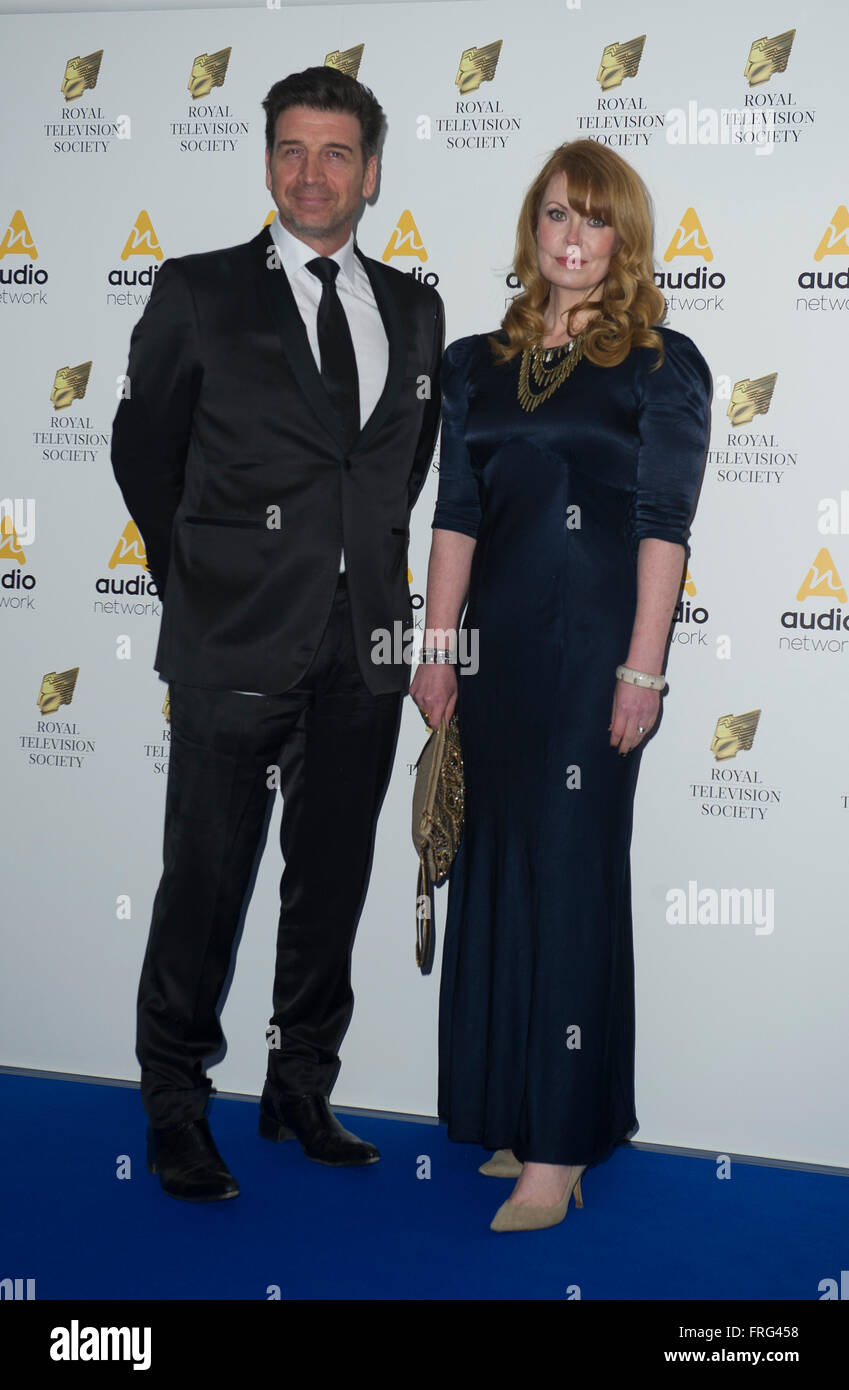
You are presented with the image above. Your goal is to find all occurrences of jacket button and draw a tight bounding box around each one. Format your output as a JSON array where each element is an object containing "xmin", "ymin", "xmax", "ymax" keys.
[{"xmin": 343, "ymin": 457, "xmax": 352, "ymax": 471}]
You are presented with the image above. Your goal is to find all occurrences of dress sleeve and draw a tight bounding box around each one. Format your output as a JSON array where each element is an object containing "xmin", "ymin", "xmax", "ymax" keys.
[
  {"xmin": 431, "ymin": 336, "xmax": 481, "ymax": 540},
  {"xmin": 634, "ymin": 330, "xmax": 712, "ymax": 551}
]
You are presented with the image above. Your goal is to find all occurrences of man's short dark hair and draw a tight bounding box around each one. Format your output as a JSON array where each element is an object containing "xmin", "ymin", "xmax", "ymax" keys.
[{"xmin": 262, "ymin": 66, "xmax": 385, "ymax": 163}]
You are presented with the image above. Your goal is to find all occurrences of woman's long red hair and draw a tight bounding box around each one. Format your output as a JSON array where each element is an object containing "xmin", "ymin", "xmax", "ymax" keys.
[{"xmin": 490, "ymin": 139, "xmax": 666, "ymax": 371}]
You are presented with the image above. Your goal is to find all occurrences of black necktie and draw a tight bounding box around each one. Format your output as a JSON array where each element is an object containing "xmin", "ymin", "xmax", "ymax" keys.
[{"xmin": 306, "ymin": 257, "xmax": 360, "ymax": 448}]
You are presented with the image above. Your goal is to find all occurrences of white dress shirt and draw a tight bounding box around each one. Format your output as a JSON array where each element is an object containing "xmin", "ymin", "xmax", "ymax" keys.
[
  {"xmin": 233, "ymin": 216, "xmax": 389, "ymax": 693},
  {"xmin": 269, "ymin": 214, "xmax": 389, "ymax": 453}
]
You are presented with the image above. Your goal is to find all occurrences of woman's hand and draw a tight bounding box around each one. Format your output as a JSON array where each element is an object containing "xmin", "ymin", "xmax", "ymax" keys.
[
  {"xmin": 409, "ymin": 663, "xmax": 458, "ymax": 731},
  {"xmin": 609, "ymin": 679, "xmax": 660, "ymax": 755}
]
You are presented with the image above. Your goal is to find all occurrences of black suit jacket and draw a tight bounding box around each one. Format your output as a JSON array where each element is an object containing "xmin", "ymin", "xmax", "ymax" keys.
[{"xmin": 111, "ymin": 224, "xmax": 444, "ymax": 695}]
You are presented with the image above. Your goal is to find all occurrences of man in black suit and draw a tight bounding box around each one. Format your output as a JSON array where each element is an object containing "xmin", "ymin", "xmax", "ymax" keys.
[{"xmin": 111, "ymin": 66, "xmax": 444, "ymax": 1200}]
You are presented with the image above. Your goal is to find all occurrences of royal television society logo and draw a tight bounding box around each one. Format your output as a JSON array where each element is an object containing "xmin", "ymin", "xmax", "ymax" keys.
[
  {"xmin": 106, "ymin": 213, "xmax": 163, "ymax": 306},
  {"xmin": 19, "ymin": 666, "xmax": 95, "ymax": 769},
  {"xmin": 573, "ymin": 35, "xmax": 667, "ymax": 150},
  {"xmin": 31, "ymin": 361, "xmax": 108, "ymax": 465},
  {"xmin": 0, "ymin": 515, "xmax": 36, "ymax": 610},
  {"xmin": 62, "ymin": 48, "xmax": 104, "ymax": 101},
  {"xmin": 324, "ymin": 45, "xmax": 364, "ymax": 79},
  {"xmin": 381, "ymin": 211, "xmax": 440, "ymax": 286},
  {"xmin": 143, "ymin": 689, "xmax": 171, "ymax": 775},
  {"xmin": 796, "ymin": 207, "xmax": 849, "ymax": 312},
  {"xmin": 669, "ymin": 29, "xmax": 815, "ymax": 155},
  {"xmin": 421, "ymin": 39, "xmax": 521, "ymax": 152},
  {"xmin": 655, "ymin": 209, "xmax": 725, "ymax": 312},
  {"xmin": 688, "ymin": 709, "xmax": 780, "ymax": 822},
  {"xmin": 188, "ymin": 47, "xmax": 231, "ymax": 98},
  {"xmin": 43, "ymin": 48, "xmax": 124, "ymax": 154},
  {"xmin": 597, "ymin": 35, "xmax": 646, "ymax": 91},
  {"xmin": 93, "ymin": 522, "xmax": 160, "ymax": 616},
  {"xmin": 745, "ymin": 29, "xmax": 795, "ymax": 86},
  {"xmin": 0, "ymin": 211, "xmax": 49, "ymax": 305},
  {"xmin": 707, "ymin": 371, "xmax": 798, "ymax": 486},
  {"xmin": 51, "ymin": 360, "xmax": 91, "ymax": 412},
  {"xmin": 779, "ymin": 549, "xmax": 849, "ymax": 654},
  {"xmin": 456, "ymin": 40, "xmax": 502, "ymax": 94},
  {"xmin": 738, "ymin": 29, "xmax": 815, "ymax": 149},
  {"xmin": 170, "ymin": 46, "xmax": 250, "ymax": 153}
]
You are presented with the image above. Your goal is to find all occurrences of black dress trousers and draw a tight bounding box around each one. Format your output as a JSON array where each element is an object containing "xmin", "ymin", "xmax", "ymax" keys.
[{"xmin": 136, "ymin": 577, "xmax": 402, "ymax": 1127}]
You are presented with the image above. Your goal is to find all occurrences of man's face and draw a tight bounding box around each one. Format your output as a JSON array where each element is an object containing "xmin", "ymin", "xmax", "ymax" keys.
[{"xmin": 265, "ymin": 105, "xmax": 377, "ymax": 254}]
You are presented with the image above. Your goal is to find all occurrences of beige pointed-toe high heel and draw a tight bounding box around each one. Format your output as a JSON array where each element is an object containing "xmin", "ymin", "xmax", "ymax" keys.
[
  {"xmin": 478, "ymin": 1148, "xmax": 523, "ymax": 1178},
  {"xmin": 490, "ymin": 1165, "xmax": 585, "ymax": 1233}
]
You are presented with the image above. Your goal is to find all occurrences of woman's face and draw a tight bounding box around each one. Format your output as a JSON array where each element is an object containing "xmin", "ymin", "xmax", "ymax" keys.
[{"xmin": 535, "ymin": 172, "xmax": 621, "ymax": 299}]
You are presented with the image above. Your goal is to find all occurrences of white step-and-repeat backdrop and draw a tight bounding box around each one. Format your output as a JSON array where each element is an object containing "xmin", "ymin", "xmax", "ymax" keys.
[{"xmin": 2, "ymin": 0, "xmax": 847, "ymax": 1167}]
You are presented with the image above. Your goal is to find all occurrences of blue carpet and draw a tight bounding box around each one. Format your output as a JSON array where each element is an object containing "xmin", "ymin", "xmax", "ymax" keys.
[{"xmin": 1, "ymin": 1073, "xmax": 845, "ymax": 1300}]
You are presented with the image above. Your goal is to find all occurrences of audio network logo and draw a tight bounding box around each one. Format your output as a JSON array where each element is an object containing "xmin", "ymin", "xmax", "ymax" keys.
[
  {"xmin": 381, "ymin": 212, "xmax": 440, "ymax": 286},
  {"xmin": 670, "ymin": 571, "xmax": 709, "ymax": 647},
  {"xmin": 574, "ymin": 35, "xmax": 665, "ymax": 149},
  {"xmin": 32, "ymin": 361, "xmax": 108, "ymax": 464},
  {"xmin": 93, "ymin": 522, "xmax": 161, "ymax": 617},
  {"xmin": 170, "ymin": 46, "xmax": 250, "ymax": 153},
  {"xmin": 421, "ymin": 39, "xmax": 521, "ymax": 151},
  {"xmin": 655, "ymin": 209, "xmax": 725, "ymax": 312},
  {"xmin": 0, "ymin": 515, "xmax": 36, "ymax": 610},
  {"xmin": 18, "ymin": 666, "xmax": 96, "ymax": 769},
  {"xmin": 779, "ymin": 549, "xmax": 849, "ymax": 654},
  {"xmin": 796, "ymin": 207, "xmax": 849, "ymax": 311},
  {"xmin": 688, "ymin": 709, "xmax": 780, "ymax": 822},
  {"xmin": 407, "ymin": 566, "xmax": 424, "ymax": 629},
  {"xmin": 707, "ymin": 371, "xmax": 798, "ymax": 486},
  {"xmin": 45, "ymin": 48, "xmax": 122, "ymax": 153},
  {"xmin": 106, "ymin": 213, "xmax": 162, "ymax": 307},
  {"xmin": 0, "ymin": 211, "xmax": 48, "ymax": 305}
]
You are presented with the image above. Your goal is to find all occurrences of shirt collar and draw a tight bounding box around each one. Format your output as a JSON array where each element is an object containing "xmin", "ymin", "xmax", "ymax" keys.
[{"xmin": 269, "ymin": 214, "xmax": 357, "ymax": 286}]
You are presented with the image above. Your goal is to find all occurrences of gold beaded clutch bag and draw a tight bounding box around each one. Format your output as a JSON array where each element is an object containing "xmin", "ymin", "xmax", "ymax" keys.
[{"xmin": 411, "ymin": 714, "xmax": 464, "ymax": 975}]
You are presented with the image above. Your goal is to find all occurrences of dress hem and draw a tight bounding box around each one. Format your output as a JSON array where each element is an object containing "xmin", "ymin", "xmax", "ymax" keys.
[{"xmin": 438, "ymin": 1116, "xmax": 640, "ymax": 1170}]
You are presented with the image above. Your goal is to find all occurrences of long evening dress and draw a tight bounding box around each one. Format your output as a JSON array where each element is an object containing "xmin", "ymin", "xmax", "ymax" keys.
[{"xmin": 433, "ymin": 325, "xmax": 711, "ymax": 1167}]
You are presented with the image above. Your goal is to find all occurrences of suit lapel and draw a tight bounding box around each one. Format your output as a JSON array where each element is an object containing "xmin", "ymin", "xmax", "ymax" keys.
[
  {"xmin": 352, "ymin": 245, "xmax": 407, "ymax": 453},
  {"xmin": 253, "ymin": 226, "xmax": 347, "ymax": 451},
  {"xmin": 252, "ymin": 226, "xmax": 407, "ymax": 455}
]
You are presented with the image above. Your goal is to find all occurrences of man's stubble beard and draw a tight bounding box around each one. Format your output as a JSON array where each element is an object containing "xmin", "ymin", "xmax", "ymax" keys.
[{"xmin": 278, "ymin": 189, "xmax": 359, "ymax": 246}]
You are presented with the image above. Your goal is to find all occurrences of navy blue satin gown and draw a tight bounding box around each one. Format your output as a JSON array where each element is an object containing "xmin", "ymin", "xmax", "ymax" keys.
[{"xmin": 433, "ymin": 326, "xmax": 711, "ymax": 1167}]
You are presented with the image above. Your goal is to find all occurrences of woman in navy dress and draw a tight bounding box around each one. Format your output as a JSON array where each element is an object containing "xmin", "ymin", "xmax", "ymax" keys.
[{"xmin": 410, "ymin": 140, "xmax": 711, "ymax": 1232}]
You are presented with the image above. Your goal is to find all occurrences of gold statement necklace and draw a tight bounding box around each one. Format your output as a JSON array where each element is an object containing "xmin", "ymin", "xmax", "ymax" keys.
[{"xmin": 517, "ymin": 332, "xmax": 585, "ymax": 413}]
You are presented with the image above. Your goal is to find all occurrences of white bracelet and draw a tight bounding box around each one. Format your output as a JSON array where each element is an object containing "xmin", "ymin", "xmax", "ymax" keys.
[{"xmin": 615, "ymin": 664, "xmax": 667, "ymax": 692}]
